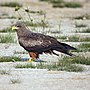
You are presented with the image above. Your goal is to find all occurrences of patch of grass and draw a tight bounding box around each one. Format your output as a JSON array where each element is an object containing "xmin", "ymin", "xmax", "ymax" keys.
[
  {"xmin": 55, "ymin": 36, "xmax": 67, "ymax": 41},
  {"xmin": 0, "ymin": 16, "xmax": 16, "ymax": 19},
  {"xmin": 39, "ymin": 0, "xmax": 49, "ymax": 1},
  {"xmin": 57, "ymin": 36, "xmax": 67, "ymax": 39},
  {"xmin": 80, "ymin": 37, "xmax": 90, "ymax": 42},
  {"xmin": 15, "ymin": 63, "xmax": 36, "ymax": 68},
  {"xmin": 0, "ymin": 56, "xmax": 21, "ymax": 62},
  {"xmin": 48, "ymin": 63, "xmax": 83, "ymax": 72},
  {"xmin": 51, "ymin": 31, "xmax": 60, "ymax": 34},
  {"xmin": 15, "ymin": 59, "xmax": 84, "ymax": 72},
  {"xmin": 51, "ymin": 0, "xmax": 65, "ymax": 8},
  {"xmin": 74, "ymin": 14, "xmax": 90, "ymax": 20},
  {"xmin": 76, "ymin": 28, "xmax": 90, "ymax": 33},
  {"xmin": 15, "ymin": 7, "xmax": 48, "ymax": 34},
  {"xmin": 64, "ymin": 2, "xmax": 82, "ymax": 8},
  {"xmin": 63, "ymin": 64, "xmax": 83, "ymax": 72},
  {"xmin": 47, "ymin": 57, "xmax": 84, "ymax": 72},
  {"xmin": 25, "ymin": 9, "xmax": 45, "ymax": 15},
  {"xmin": 0, "ymin": 27, "xmax": 15, "ymax": 33},
  {"xmin": 52, "ymin": 3, "xmax": 65, "ymax": 8},
  {"xmin": 77, "ymin": 43, "xmax": 90, "ymax": 52},
  {"xmin": 81, "ymin": 28, "xmax": 90, "ymax": 33},
  {"xmin": 63, "ymin": 56, "xmax": 90, "ymax": 65},
  {"xmin": 75, "ymin": 24, "xmax": 87, "ymax": 28},
  {"xmin": 49, "ymin": 55, "xmax": 90, "ymax": 71},
  {"xmin": 0, "ymin": 2, "xmax": 22, "ymax": 7},
  {"xmin": 43, "ymin": 55, "xmax": 89, "ymax": 72},
  {"xmin": 40, "ymin": 0, "xmax": 82, "ymax": 8},
  {"xmin": 24, "ymin": 21, "xmax": 48, "ymax": 27},
  {"xmin": 10, "ymin": 77, "xmax": 21, "ymax": 84},
  {"xmin": 50, "ymin": 0, "xmax": 64, "ymax": 4},
  {"xmin": 37, "ymin": 10, "xmax": 46, "ymax": 15},
  {"xmin": 26, "ymin": 10, "xmax": 37, "ymax": 14},
  {"xmin": 0, "ymin": 69, "xmax": 11, "ymax": 75},
  {"xmin": 0, "ymin": 34, "xmax": 15, "ymax": 43},
  {"xmin": 14, "ymin": 51, "xmax": 27, "ymax": 54},
  {"xmin": 67, "ymin": 36, "xmax": 79, "ymax": 42},
  {"xmin": 0, "ymin": 13, "xmax": 16, "ymax": 19},
  {"xmin": 79, "ymin": 43, "xmax": 90, "ymax": 48},
  {"xmin": 55, "ymin": 35, "xmax": 89, "ymax": 42},
  {"xmin": 67, "ymin": 36, "xmax": 90, "ymax": 42}
]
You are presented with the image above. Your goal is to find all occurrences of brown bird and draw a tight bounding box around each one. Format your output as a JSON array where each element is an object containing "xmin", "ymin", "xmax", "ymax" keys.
[{"xmin": 12, "ymin": 22, "xmax": 76, "ymax": 61}]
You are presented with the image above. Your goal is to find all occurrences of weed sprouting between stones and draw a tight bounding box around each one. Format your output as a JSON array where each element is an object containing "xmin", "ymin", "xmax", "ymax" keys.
[
  {"xmin": 75, "ymin": 24, "xmax": 87, "ymax": 28},
  {"xmin": 14, "ymin": 6, "xmax": 48, "ymax": 34},
  {"xmin": 0, "ymin": 34, "xmax": 15, "ymax": 43},
  {"xmin": 0, "ymin": 68, "xmax": 11, "ymax": 75},
  {"xmin": 39, "ymin": 0, "xmax": 82, "ymax": 8},
  {"xmin": 0, "ymin": 2, "xmax": 22, "ymax": 7},
  {"xmin": 15, "ymin": 63, "xmax": 36, "ymax": 68},
  {"xmin": 0, "ymin": 27, "xmax": 15, "ymax": 33},
  {"xmin": 10, "ymin": 75, "xmax": 21, "ymax": 84},
  {"xmin": 15, "ymin": 55, "xmax": 89, "ymax": 72},
  {"xmin": 76, "ymin": 28, "xmax": 90, "ymax": 33},
  {"xmin": 74, "ymin": 14, "xmax": 90, "ymax": 20},
  {"xmin": 67, "ymin": 36, "xmax": 90, "ymax": 42},
  {"xmin": 0, "ymin": 56, "xmax": 21, "ymax": 62},
  {"xmin": 77, "ymin": 43, "xmax": 90, "ymax": 52}
]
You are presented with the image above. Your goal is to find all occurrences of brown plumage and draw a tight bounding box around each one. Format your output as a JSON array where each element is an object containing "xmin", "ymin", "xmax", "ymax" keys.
[{"xmin": 13, "ymin": 22, "xmax": 76, "ymax": 60}]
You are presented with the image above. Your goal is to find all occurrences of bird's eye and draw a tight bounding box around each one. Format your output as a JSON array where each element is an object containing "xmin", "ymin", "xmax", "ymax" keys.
[{"xmin": 16, "ymin": 25, "xmax": 21, "ymax": 27}]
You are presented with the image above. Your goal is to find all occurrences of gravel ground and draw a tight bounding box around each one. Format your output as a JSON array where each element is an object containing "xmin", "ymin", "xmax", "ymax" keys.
[
  {"xmin": 0, "ymin": 62, "xmax": 90, "ymax": 90},
  {"xmin": 0, "ymin": 0, "xmax": 90, "ymax": 90}
]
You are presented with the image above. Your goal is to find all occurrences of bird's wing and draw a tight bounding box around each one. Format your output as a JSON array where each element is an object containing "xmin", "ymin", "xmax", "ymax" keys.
[
  {"xmin": 18, "ymin": 31, "xmax": 76, "ymax": 56},
  {"xmin": 19, "ymin": 32, "xmax": 58, "ymax": 51}
]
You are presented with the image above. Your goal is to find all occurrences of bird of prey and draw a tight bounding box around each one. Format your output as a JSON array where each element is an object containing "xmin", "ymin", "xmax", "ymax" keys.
[{"xmin": 12, "ymin": 22, "xmax": 76, "ymax": 61}]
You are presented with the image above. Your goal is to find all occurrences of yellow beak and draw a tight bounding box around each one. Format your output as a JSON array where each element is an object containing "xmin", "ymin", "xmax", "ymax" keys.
[{"xmin": 12, "ymin": 26, "xmax": 19, "ymax": 30}]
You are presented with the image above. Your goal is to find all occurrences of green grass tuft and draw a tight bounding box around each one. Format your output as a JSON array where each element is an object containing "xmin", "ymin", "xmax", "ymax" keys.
[
  {"xmin": 67, "ymin": 36, "xmax": 90, "ymax": 42},
  {"xmin": 48, "ymin": 57, "xmax": 84, "ymax": 72},
  {"xmin": 54, "ymin": 36, "xmax": 90, "ymax": 42},
  {"xmin": 49, "ymin": 63, "xmax": 83, "ymax": 72},
  {"xmin": 25, "ymin": 9, "xmax": 45, "ymax": 15},
  {"xmin": 74, "ymin": 14, "xmax": 90, "ymax": 20},
  {"xmin": 75, "ymin": 24, "xmax": 87, "ymax": 28},
  {"xmin": 24, "ymin": 21, "xmax": 48, "ymax": 27},
  {"xmin": 55, "ymin": 36, "xmax": 67, "ymax": 41},
  {"xmin": 40, "ymin": 0, "xmax": 82, "ymax": 8},
  {"xmin": 50, "ymin": 0, "xmax": 64, "ymax": 4},
  {"xmin": 0, "ymin": 69, "xmax": 11, "ymax": 75},
  {"xmin": 64, "ymin": 2, "xmax": 82, "ymax": 8},
  {"xmin": 81, "ymin": 28, "xmax": 90, "ymax": 33},
  {"xmin": 0, "ymin": 34, "xmax": 15, "ymax": 43},
  {"xmin": 0, "ymin": 27, "xmax": 15, "ymax": 33},
  {"xmin": 15, "ymin": 63, "xmax": 36, "ymax": 68},
  {"xmin": 77, "ymin": 43, "xmax": 90, "ymax": 52},
  {"xmin": 10, "ymin": 77, "xmax": 21, "ymax": 84},
  {"xmin": 0, "ymin": 2, "xmax": 22, "ymax": 7},
  {"xmin": 0, "ymin": 56, "xmax": 21, "ymax": 62},
  {"xmin": 80, "ymin": 37, "xmax": 90, "ymax": 42},
  {"xmin": 68, "ymin": 36, "xmax": 79, "ymax": 42},
  {"xmin": 15, "ymin": 56, "xmax": 86, "ymax": 72},
  {"xmin": 76, "ymin": 28, "xmax": 90, "ymax": 33},
  {"xmin": 0, "ymin": 13, "xmax": 16, "ymax": 19},
  {"xmin": 64, "ymin": 56, "xmax": 90, "ymax": 65}
]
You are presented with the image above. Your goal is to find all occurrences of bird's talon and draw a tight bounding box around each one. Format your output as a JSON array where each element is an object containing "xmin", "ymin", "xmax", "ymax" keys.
[{"xmin": 27, "ymin": 59, "xmax": 34, "ymax": 62}]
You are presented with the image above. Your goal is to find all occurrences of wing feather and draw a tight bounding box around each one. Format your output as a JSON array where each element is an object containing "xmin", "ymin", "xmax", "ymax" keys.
[{"xmin": 18, "ymin": 32, "xmax": 58, "ymax": 51}]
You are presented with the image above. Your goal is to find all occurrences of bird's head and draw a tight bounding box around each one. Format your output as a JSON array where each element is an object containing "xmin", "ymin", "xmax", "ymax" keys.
[{"xmin": 12, "ymin": 22, "xmax": 25, "ymax": 31}]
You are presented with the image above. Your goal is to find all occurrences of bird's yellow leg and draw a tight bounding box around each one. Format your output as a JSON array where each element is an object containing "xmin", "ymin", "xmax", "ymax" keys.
[
  {"xmin": 27, "ymin": 59, "xmax": 35, "ymax": 62},
  {"xmin": 28, "ymin": 52, "xmax": 37, "ymax": 62}
]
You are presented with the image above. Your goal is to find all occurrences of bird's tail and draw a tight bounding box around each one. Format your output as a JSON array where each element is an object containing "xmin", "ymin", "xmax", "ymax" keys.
[{"xmin": 54, "ymin": 42, "xmax": 77, "ymax": 56}]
